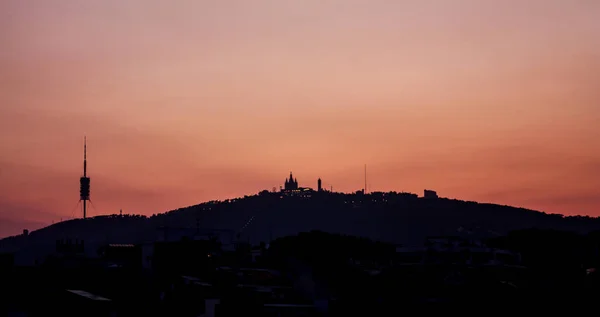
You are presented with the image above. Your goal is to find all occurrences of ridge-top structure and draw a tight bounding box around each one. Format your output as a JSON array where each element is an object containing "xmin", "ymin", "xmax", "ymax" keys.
[{"xmin": 79, "ymin": 137, "xmax": 90, "ymax": 219}]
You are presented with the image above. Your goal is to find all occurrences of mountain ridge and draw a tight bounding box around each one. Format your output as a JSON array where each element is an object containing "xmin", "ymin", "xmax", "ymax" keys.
[{"xmin": 1, "ymin": 190, "xmax": 599, "ymax": 256}]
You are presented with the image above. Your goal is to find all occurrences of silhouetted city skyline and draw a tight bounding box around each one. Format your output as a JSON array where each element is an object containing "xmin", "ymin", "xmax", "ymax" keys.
[
  {"xmin": 2, "ymin": 1, "xmax": 600, "ymax": 238},
  {"xmin": 2, "ymin": 1, "xmax": 600, "ymax": 315}
]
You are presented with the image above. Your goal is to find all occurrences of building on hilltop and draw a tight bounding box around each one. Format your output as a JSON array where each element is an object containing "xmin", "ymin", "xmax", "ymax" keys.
[
  {"xmin": 284, "ymin": 172, "xmax": 299, "ymax": 191},
  {"xmin": 424, "ymin": 189, "xmax": 438, "ymax": 199},
  {"xmin": 281, "ymin": 172, "xmax": 321, "ymax": 197}
]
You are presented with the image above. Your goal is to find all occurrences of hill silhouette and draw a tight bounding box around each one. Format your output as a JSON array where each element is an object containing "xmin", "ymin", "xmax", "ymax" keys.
[{"xmin": 2, "ymin": 190, "xmax": 600, "ymax": 260}]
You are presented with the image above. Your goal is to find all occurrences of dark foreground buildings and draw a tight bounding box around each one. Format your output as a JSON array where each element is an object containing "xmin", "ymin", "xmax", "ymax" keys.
[
  {"xmin": 3, "ymin": 229, "xmax": 600, "ymax": 316},
  {"xmin": 3, "ymin": 173, "xmax": 600, "ymax": 315}
]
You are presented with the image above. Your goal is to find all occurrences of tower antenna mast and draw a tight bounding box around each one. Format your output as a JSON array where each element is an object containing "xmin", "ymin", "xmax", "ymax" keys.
[
  {"xmin": 364, "ymin": 164, "xmax": 367, "ymax": 194},
  {"xmin": 79, "ymin": 136, "xmax": 91, "ymax": 219}
]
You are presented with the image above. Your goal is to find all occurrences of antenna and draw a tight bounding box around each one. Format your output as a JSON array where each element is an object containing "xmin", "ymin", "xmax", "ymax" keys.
[
  {"xmin": 79, "ymin": 136, "xmax": 91, "ymax": 219},
  {"xmin": 84, "ymin": 136, "xmax": 87, "ymax": 175},
  {"xmin": 364, "ymin": 164, "xmax": 367, "ymax": 194}
]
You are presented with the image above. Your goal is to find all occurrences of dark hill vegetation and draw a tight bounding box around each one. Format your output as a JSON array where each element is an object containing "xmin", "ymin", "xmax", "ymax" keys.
[{"xmin": 2, "ymin": 191, "xmax": 600, "ymax": 255}]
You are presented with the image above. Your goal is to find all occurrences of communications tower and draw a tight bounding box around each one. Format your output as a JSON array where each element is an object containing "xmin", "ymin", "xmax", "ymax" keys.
[{"xmin": 79, "ymin": 137, "xmax": 90, "ymax": 219}]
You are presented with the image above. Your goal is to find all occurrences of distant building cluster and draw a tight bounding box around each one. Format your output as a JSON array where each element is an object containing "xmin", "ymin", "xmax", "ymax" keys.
[
  {"xmin": 395, "ymin": 236, "xmax": 521, "ymax": 266},
  {"xmin": 280, "ymin": 172, "xmax": 324, "ymax": 197},
  {"xmin": 279, "ymin": 172, "xmax": 439, "ymax": 201},
  {"xmin": 56, "ymin": 238, "xmax": 85, "ymax": 255},
  {"xmin": 424, "ymin": 189, "xmax": 438, "ymax": 199}
]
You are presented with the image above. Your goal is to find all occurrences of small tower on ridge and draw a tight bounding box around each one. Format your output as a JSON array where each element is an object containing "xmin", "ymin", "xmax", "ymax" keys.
[{"xmin": 79, "ymin": 136, "xmax": 91, "ymax": 219}]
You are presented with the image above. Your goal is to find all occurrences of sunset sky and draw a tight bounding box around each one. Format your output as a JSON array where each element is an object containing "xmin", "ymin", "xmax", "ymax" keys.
[{"xmin": 1, "ymin": 0, "xmax": 599, "ymax": 237}]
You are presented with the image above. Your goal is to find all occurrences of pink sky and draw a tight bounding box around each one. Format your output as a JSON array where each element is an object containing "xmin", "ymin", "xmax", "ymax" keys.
[{"xmin": 1, "ymin": 0, "xmax": 599, "ymax": 236}]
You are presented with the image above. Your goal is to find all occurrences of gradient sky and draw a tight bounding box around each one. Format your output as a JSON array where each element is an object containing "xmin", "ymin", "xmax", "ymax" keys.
[{"xmin": 1, "ymin": 0, "xmax": 599, "ymax": 237}]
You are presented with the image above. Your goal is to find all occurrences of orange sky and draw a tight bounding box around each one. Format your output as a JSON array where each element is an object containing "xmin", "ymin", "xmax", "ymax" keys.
[{"xmin": 1, "ymin": 0, "xmax": 599, "ymax": 236}]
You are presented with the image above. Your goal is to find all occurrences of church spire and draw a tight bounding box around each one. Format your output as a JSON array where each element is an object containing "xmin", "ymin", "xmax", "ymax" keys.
[{"xmin": 284, "ymin": 171, "xmax": 299, "ymax": 190}]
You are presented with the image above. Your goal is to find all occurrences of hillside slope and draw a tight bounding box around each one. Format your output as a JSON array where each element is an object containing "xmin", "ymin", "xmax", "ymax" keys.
[{"xmin": 2, "ymin": 191, "xmax": 599, "ymax": 255}]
